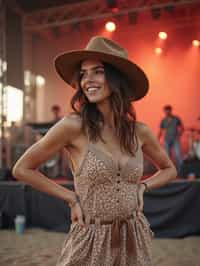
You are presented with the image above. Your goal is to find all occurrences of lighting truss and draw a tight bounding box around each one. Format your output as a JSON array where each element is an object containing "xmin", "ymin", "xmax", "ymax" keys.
[{"xmin": 23, "ymin": 0, "xmax": 200, "ymax": 31}]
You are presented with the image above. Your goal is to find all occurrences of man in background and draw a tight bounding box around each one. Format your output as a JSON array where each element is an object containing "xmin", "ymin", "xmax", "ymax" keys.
[
  {"xmin": 51, "ymin": 104, "xmax": 62, "ymax": 122},
  {"xmin": 158, "ymin": 105, "xmax": 184, "ymax": 173}
]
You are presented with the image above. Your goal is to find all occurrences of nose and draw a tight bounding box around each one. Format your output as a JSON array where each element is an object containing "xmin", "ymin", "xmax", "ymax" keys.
[
  {"xmin": 82, "ymin": 79, "xmax": 95, "ymax": 92},
  {"xmin": 82, "ymin": 71, "xmax": 95, "ymax": 84}
]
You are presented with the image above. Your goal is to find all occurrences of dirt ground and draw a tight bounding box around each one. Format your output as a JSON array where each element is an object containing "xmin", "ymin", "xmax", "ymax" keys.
[{"xmin": 0, "ymin": 229, "xmax": 200, "ymax": 266}]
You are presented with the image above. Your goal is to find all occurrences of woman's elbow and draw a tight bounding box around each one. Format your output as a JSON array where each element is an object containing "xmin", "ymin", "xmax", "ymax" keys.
[
  {"xmin": 170, "ymin": 165, "xmax": 178, "ymax": 180},
  {"xmin": 12, "ymin": 163, "xmax": 25, "ymax": 181}
]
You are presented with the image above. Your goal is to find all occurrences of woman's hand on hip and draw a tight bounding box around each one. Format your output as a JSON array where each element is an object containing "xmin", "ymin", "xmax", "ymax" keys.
[
  {"xmin": 137, "ymin": 183, "xmax": 146, "ymax": 211},
  {"xmin": 70, "ymin": 202, "xmax": 85, "ymax": 228}
]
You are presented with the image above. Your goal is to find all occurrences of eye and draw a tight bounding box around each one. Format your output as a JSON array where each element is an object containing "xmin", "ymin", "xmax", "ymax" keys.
[
  {"xmin": 95, "ymin": 68, "xmax": 104, "ymax": 74},
  {"xmin": 79, "ymin": 67, "xmax": 104, "ymax": 81},
  {"xmin": 79, "ymin": 71, "xmax": 85, "ymax": 80}
]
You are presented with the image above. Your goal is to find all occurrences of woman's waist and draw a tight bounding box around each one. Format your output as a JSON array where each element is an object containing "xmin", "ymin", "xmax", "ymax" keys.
[
  {"xmin": 81, "ymin": 198, "xmax": 139, "ymax": 221},
  {"xmin": 77, "ymin": 182, "xmax": 139, "ymax": 201},
  {"xmin": 83, "ymin": 211, "xmax": 139, "ymax": 225}
]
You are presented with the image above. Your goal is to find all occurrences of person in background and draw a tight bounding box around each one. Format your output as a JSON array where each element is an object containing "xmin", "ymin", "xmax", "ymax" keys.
[
  {"xmin": 158, "ymin": 105, "xmax": 184, "ymax": 173},
  {"xmin": 51, "ymin": 104, "xmax": 62, "ymax": 122}
]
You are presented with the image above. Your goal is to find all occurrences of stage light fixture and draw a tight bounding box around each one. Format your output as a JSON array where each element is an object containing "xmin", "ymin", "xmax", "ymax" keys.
[
  {"xmin": 105, "ymin": 21, "xmax": 116, "ymax": 32},
  {"xmin": 106, "ymin": 0, "xmax": 117, "ymax": 9},
  {"xmin": 151, "ymin": 7, "xmax": 161, "ymax": 20},
  {"xmin": 164, "ymin": 5, "xmax": 175, "ymax": 14},
  {"xmin": 192, "ymin": 40, "xmax": 200, "ymax": 47},
  {"xmin": 158, "ymin": 32, "xmax": 167, "ymax": 40},
  {"xmin": 36, "ymin": 75, "xmax": 46, "ymax": 87},
  {"xmin": 155, "ymin": 47, "xmax": 162, "ymax": 55},
  {"xmin": 106, "ymin": 0, "xmax": 119, "ymax": 13}
]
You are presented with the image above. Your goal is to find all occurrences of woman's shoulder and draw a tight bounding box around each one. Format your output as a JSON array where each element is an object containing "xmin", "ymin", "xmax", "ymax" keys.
[
  {"xmin": 61, "ymin": 113, "xmax": 83, "ymax": 133},
  {"xmin": 63, "ymin": 112, "xmax": 82, "ymax": 125},
  {"xmin": 135, "ymin": 121, "xmax": 149, "ymax": 132},
  {"xmin": 48, "ymin": 113, "xmax": 83, "ymax": 146},
  {"xmin": 135, "ymin": 121, "xmax": 152, "ymax": 146}
]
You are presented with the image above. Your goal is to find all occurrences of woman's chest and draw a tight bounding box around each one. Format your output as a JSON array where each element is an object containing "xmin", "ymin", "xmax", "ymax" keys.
[{"xmin": 75, "ymin": 143, "xmax": 144, "ymax": 187}]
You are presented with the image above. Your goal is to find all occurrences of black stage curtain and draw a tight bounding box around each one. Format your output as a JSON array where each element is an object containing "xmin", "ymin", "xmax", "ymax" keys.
[
  {"xmin": 144, "ymin": 180, "xmax": 200, "ymax": 237},
  {"xmin": 0, "ymin": 180, "xmax": 200, "ymax": 237},
  {"xmin": 25, "ymin": 185, "xmax": 73, "ymax": 232},
  {"xmin": 0, "ymin": 182, "xmax": 26, "ymax": 228}
]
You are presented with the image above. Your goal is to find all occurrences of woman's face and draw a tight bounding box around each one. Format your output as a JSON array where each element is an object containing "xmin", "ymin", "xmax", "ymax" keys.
[{"xmin": 80, "ymin": 59, "xmax": 111, "ymax": 103}]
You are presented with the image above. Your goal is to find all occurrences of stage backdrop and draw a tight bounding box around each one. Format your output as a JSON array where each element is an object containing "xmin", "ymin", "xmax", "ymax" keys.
[
  {"xmin": 1, "ymin": 180, "xmax": 200, "ymax": 237},
  {"xmin": 24, "ymin": 11, "xmax": 200, "ymax": 151}
]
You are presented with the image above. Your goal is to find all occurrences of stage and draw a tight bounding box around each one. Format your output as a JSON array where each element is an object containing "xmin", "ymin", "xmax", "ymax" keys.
[{"xmin": 0, "ymin": 179, "xmax": 200, "ymax": 238}]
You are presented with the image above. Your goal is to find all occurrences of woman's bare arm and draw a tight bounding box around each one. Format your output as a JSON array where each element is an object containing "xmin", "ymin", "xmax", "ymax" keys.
[
  {"xmin": 12, "ymin": 115, "xmax": 81, "ymax": 205},
  {"xmin": 137, "ymin": 122, "xmax": 177, "ymax": 190}
]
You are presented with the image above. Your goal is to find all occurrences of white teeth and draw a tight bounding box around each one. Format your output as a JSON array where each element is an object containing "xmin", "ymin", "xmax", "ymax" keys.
[{"xmin": 87, "ymin": 87, "xmax": 98, "ymax": 92}]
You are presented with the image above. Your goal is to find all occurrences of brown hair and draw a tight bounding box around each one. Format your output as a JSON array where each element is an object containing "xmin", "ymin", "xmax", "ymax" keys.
[{"xmin": 70, "ymin": 62, "xmax": 138, "ymax": 155}]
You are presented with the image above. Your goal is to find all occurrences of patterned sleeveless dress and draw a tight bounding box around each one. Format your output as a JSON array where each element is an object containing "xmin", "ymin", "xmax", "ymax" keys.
[{"xmin": 56, "ymin": 141, "xmax": 154, "ymax": 266}]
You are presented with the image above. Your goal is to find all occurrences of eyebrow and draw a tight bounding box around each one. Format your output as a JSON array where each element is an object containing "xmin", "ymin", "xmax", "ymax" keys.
[{"xmin": 80, "ymin": 65, "xmax": 104, "ymax": 73}]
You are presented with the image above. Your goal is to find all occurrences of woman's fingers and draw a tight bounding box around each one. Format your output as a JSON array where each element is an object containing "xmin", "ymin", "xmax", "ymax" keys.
[
  {"xmin": 138, "ymin": 189, "xmax": 144, "ymax": 211},
  {"xmin": 72, "ymin": 204, "xmax": 85, "ymax": 227},
  {"xmin": 77, "ymin": 213, "xmax": 85, "ymax": 227},
  {"xmin": 139, "ymin": 198, "xmax": 144, "ymax": 211}
]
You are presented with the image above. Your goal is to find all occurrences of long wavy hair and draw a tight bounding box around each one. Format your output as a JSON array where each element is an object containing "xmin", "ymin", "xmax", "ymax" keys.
[{"xmin": 70, "ymin": 62, "xmax": 138, "ymax": 156}]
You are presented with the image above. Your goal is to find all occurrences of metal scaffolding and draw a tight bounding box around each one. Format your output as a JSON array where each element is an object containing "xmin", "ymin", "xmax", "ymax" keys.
[
  {"xmin": 23, "ymin": 0, "xmax": 200, "ymax": 31},
  {"xmin": 0, "ymin": 0, "xmax": 7, "ymax": 169}
]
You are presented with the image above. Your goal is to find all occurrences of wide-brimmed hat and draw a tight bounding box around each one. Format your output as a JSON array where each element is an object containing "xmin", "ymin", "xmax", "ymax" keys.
[{"xmin": 54, "ymin": 36, "xmax": 149, "ymax": 101}]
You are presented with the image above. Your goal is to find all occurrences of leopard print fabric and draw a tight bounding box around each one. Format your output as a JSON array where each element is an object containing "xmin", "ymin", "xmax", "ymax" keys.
[{"xmin": 56, "ymin": 142, "xmax": 154, "ymax": 266}]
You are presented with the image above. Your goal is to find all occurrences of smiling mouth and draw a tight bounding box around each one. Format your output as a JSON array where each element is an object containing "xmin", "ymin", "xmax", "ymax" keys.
[{"xmin": 86, "ymin": 87, "xmax": 100, "ymax": 93}]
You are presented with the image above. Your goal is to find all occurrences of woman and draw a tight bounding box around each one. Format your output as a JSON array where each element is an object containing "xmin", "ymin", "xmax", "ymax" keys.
[{"xmin": 13, "ymin": 36, "xmax": 177, "ymax": 266}]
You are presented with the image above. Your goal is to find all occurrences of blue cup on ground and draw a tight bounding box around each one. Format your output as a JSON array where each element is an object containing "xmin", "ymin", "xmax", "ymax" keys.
[{"xmin": 14, "ymin": 215, "xmax": 26, "ymax": 234}]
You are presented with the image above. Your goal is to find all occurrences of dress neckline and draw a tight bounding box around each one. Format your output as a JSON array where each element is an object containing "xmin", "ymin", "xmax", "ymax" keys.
[
  {"xmin": 89, "ymin": 143, "xmax": 134, "ymax": 171},
  {"xmin": 74, "ymin": 142, "xmax": 141, "ymax": 176}
]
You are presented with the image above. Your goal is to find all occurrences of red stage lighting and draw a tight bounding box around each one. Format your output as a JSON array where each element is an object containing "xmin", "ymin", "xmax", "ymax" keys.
[
  {"xmin": 155, "ymin": 47, "xmax": 163, "ymax": 55},
  {"xmin": 105, "ymin": 21, "xmax": 116, "ymax": 32},
  {"xmin": 158, "ymin": 32, "xmax": 167, "ymax": 40},
  {"xmin": 106, "ymin": 0, "xmax": 119, "ymax": 13},
  {"xmin": 192, "ymin": 40, "xmax": 200, "ymax": 47}
]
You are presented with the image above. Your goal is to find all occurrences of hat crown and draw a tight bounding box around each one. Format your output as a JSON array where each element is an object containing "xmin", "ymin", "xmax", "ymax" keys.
[{"xmin": 85, "ymin": 36, "xmax": 128, "ymax": 59}]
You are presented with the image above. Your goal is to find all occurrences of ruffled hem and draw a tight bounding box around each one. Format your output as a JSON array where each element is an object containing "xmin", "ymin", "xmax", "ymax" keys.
[{"xmin": 56, "ymin": 212, "xmax": 153, "ymax": 266}]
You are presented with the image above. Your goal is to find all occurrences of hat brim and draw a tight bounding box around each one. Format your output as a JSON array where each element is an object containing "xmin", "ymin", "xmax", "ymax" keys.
[{"xmin": 54, "ymin": 50, "xmax": 149, "ymax": 101}]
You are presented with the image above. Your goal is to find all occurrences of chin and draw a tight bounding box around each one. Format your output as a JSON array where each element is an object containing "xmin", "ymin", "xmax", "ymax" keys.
[{"xmin": 87, "ymin": 96, "xmax": 106, "ymax": 103}]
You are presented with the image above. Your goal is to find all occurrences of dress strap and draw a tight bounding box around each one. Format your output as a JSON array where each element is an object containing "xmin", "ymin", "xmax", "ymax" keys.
[
  {"xmin": 66, "ymin": 151, "xmax": 75, "ymax": 175},
  {"xmin": 66, "ymin": 128, "xmax": 90, "ymax": 176}
]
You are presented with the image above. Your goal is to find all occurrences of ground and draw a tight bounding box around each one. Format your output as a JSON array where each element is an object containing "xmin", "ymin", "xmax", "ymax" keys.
[{"xmin": 0, "ymin": 229, "xmax": 200, "ymax": 266}]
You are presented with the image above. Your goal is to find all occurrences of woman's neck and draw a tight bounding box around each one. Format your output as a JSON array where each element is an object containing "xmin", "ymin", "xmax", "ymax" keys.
[{"xmin": 96, "ymin": 99, "xmax": 114, "ymax": 128}]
